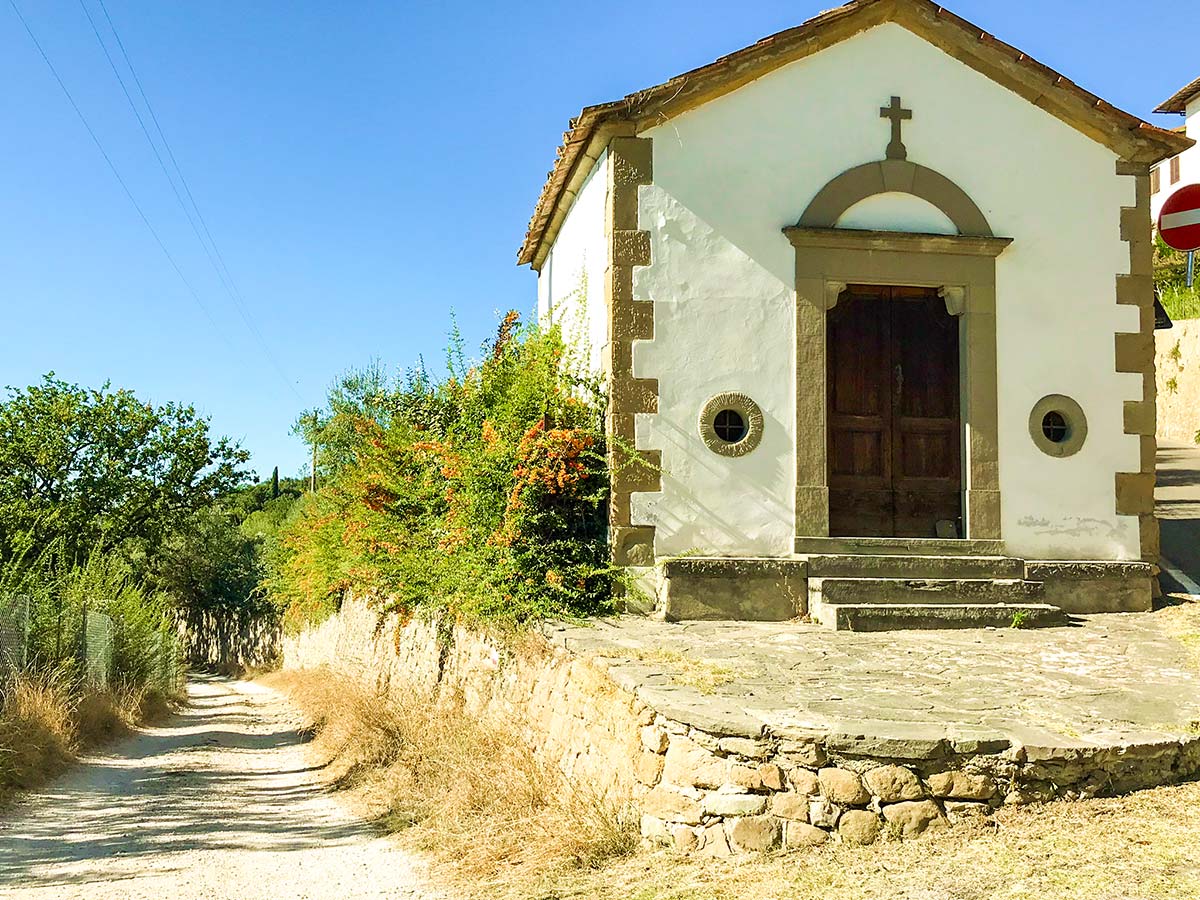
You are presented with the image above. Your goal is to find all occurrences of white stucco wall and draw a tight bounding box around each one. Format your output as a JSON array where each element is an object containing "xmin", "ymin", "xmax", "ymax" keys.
[
  {"xmin": 1150, "ymin": 93, "xmax": 1199, "ymax": 224},
  {"xmin": 632, "ymin": 22, "xmax": 1142, "ymax": 561},
  {"xmin": 537, "ymin": 151, "xmax": 609, "ymax": 374}
]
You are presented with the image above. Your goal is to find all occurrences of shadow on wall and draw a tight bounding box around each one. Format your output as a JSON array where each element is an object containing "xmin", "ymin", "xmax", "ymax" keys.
[{"xmin": 179, "ymin": 609, "xmax": 281, "ymax": 673}]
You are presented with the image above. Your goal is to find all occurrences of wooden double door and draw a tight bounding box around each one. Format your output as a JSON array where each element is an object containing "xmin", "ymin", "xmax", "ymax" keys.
[{"xmin": 827, "ymin": 285, "xmax": 963, "ymax": 538}]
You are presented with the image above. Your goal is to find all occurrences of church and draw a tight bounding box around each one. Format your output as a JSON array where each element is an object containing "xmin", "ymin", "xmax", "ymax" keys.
[{"xmin": 518, "ymin": 0, "xmax": 1193, "ymax": 629}]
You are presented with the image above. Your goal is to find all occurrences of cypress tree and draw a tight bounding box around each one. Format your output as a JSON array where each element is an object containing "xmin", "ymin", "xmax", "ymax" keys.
[{"xmin": 271, "ymin": 466, "xmax": 280, "ymax": 499}]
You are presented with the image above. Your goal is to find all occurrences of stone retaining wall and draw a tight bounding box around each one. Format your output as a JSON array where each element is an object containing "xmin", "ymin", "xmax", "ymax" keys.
[
  {"xmin": 1156, "ymin": 318, "xmax": 1200, "ymax": 444},
  {"xmin": 284, "ymin": 599, "xmax": 1200, "ymax": 854},
  {"xmin": 283, "ymin": 597, "xmax": 648, "ymax": 802},
  {"xmin": 631, "ymin": 718, "xmax": 1200, "ymax": 853}
]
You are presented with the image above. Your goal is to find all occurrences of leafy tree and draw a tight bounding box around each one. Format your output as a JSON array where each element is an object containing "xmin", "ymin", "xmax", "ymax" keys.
[
  {"xmin": 294, "ymin": 360, "xmax": 400, "ymax": 482},
  {"xmin": 223, "ymin": 472, "xmax": 305, "ymax": 524},
  {"xmin": 0, "ymin": 374, "xmax": 250, "ymax": 564},
  {"xmin": 147, "ymin": 507, "xmax": 265, "ymax": 617}
]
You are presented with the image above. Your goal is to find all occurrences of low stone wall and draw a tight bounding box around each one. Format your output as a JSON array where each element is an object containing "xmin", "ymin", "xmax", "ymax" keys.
[
  {"xmin": 1156, "ymin": 318, "xmax": 1200, "ymax": 444},
  {"xmin": 630, "ymin": 718, "xmax": 1200, "ymax": 853},
  {"xmin": 285, "ymin": 601, "xmax": 1200, "ymax": 854},
  {"xmin": 180, "ymin": 607, "xmax": 281, "ymax": 672},
  {"xmin": 282, "ymin": 597, "xmax": 647, "ymax": 802}
]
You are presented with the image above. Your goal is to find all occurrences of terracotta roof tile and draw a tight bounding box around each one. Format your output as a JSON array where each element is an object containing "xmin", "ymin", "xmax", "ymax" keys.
[{"xmin": 1157, "ymin": 76, "xmax": 1200, "ymax": 114}]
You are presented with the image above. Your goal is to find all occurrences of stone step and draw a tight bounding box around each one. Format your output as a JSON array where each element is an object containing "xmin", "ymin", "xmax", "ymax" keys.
[
  {"xmin": 813, "ymin": 602, "xmax": 1068, "ymax": 632},
  {"xmin": 802, "ymin": 554, "xmax": 1025, "ymax": 580},
  {"xmin": 809, "ymin": 576, "xmax": 1045, "ymax": 607},
  {"xmin": 794, "ymin": 537, "xmax": 1005, "ymax": 557}
]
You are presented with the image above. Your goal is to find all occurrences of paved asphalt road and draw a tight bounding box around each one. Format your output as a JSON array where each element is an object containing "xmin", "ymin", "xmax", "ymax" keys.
[{"xmin": 1157, "ymin": 441, "xmax": 1200, "ymax": 594}]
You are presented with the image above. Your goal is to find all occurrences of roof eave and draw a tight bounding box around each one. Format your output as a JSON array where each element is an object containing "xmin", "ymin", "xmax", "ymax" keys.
[
  {"xmin": 1155, "ymin": 77, "xmax": 1200, "ymax": 115},
  {"xmin": 517, "ymin": 0, "xmax": 1195, "ymax": 268}
]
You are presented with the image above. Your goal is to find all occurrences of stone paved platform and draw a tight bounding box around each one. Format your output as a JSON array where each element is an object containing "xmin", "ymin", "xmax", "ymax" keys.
[{"xmin": 546, "ymin": 611, "xmax": 1200, "ymax": 754}]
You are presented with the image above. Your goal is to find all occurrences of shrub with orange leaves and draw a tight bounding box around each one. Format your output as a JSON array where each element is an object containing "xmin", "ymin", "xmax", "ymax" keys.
[{"xmin": 265, "ymin": 313, "xmax": 618, "ymax": 629}]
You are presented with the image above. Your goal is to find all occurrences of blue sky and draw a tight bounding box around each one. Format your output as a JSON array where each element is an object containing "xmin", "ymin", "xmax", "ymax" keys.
[{"xmin": 1, "ymin": 1, "xmax": 1195, "ymax": 480}]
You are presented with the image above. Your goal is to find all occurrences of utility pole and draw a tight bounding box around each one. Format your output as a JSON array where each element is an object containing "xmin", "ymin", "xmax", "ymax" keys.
[{"xmin": 309, "ymin": 412, "xmax": 318, "ymax": 493}]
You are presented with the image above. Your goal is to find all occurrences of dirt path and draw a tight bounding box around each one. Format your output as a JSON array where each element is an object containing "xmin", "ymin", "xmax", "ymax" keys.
[{"xmin": 0, "ymin": 675, "xmax": 442, "ymax": 899}]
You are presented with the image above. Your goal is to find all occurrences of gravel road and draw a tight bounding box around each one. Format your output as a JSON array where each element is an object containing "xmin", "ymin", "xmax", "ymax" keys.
[{"xmin": 0, "ymin": 675, "xmax": 442, "ymax": 900}]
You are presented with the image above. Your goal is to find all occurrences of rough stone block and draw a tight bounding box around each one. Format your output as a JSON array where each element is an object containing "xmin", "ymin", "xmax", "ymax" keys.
[
  {"xmin": 729, "ymin": 764, "xmax": 764, "ymax": 791},
  {"xmin": 612, "ymin": 229, "xmax": 651, "ymax": 267},
  {"xmin": 636, "ymin": 751, "xmax": 664, "ymax": 786},
  {"xmin": 808, "ymin": 797, "xmax": 841, "ymax": 829},
  {"xmin": 758, "ymin": 762, "xmax": 786, "ymax": 791},
  {"xmin": 864, "ymin": 764, "xmax": 926, "ymax": 802},
  {"xmin": 727, "ymin": 815, "xmax": 782, "ymax": 852},
  {"xmin": 818, "ymin": 768, "xmax": 871, "ymax": 806},
  {"xmin": 826, "ymin": 733, "xmax": 950, "ymax": 761},
  {"xmin": 769, "ymin": 792, "xmax": 809, "ymax": 821},
  {"xmin": 642, "ymin": 785, "xmax": 703, "ymax": 825},
  {"xmin": 641, "ymin": 725, "xmax": 669, "ymax": 754},
  {"xmin": 703, "ymin": 791, "xmax": 768, "ymax": 817},
  {"xmin": 838, "ymin": 809, "xmax": 881, "ymax": 845},
  {"xmin": 785, "ymin": 822, "xmax": 830, "ymax": 848},
  {"xmin": 779, "ymin": 738, "xmax": 827, "ymax": 768},
  {"xmin": 788, "ymin": 767, "xmax": 820, "ymax": 796},
  {"xmin": 663, "ymin": 735, "xmax": 726, "ymax": 789},
  {"xmin": 881, "ymin": 800, "xmax": 948, "ymax": 837},
  {"xmin": 926, "ymin": 771, "xmax": 997, "ymax": 800},
  {"xmin": 672, "ymin": 825, "xmax": 700, "ymax": 852},
  {"xmin": 700, "ymin": 823, "xmax": 732, "ymax": 858},
  {"xmin": 719, "ymin": 736, "xmax": 771, "ymax": 758}
]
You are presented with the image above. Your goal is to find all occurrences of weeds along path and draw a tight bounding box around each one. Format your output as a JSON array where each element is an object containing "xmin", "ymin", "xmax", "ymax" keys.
[{"xmin": 0, "ymin": 674, "xmax": 443, "ymax": 900}]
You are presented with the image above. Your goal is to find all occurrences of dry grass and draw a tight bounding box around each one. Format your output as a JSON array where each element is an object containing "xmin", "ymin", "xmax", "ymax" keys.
[
  {"xmin": 0, "ymin": 670, "xmax": 77, "ymax": 796},
  {"xmin": 0, "ymin": 670, "xmax": 177, "ymax": 803},
  {"xmin": 265, "ymin": 668, "xmax": 638, "ymax": 894}
]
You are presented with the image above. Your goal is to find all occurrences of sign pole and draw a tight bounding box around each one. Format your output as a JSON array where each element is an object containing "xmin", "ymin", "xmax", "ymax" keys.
[{"xmin": 1189, "ymin": 250, "xmax": 1195, "ymax": 289}]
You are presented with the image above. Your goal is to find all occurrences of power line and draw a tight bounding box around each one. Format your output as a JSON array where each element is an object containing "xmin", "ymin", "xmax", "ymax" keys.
[
  {"xmin": 79, "ymin": 0, "xmax": 304, "ymax": 403},
  {"xmin": 6, "ymin": 0, "xmax": 227, "ymax": 340},
  {"xmin": 97, "ymin": 0, "xmax": 241, "ymax": 295}
]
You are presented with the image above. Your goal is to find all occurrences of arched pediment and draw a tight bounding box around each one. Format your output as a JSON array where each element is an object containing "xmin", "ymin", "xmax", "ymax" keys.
[{"xmin": 797, "ymin": 160, "xmax": 994, "ymax": 237}]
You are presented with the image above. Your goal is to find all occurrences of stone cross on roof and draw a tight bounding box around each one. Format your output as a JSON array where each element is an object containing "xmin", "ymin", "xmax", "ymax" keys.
[{"xmin": 880, "ymin": 96, "xmax": 912, "ymax": 160}]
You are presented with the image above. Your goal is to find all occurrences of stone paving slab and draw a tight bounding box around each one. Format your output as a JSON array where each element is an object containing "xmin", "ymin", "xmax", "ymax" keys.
[{"xmin": 544, "ymin": 612, "xmax": 1200, "ymax": 752}]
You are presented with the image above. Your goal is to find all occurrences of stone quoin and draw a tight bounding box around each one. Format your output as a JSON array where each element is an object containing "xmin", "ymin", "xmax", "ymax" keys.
[{"xmin": 519, "ymin": 0, "xmax": 1194, "ymax": 628}]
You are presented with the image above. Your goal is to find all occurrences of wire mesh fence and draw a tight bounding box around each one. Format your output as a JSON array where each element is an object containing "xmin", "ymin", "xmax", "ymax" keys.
[
  {"xmin": 0, "ymin": 593, "xmax": 181, "ymax": 698},
  {"xmin": 0, "ymin": 595, "xmax": 30, "ymax": 687}
]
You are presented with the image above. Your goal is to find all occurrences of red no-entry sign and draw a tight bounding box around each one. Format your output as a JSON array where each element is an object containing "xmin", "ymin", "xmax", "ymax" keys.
[{"xmin": 1159, "ymin": 184, "xmax": 1200, "ymax": 252}]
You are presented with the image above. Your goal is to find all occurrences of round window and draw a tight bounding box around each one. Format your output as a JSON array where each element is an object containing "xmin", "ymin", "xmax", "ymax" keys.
[
  {"xmin": 713, "ymin": 409, "xmax": 748, "ymax": 444},
  {"xmin": 1041, "ymin": 410, "xmax": 1069, "ymax": 444},
  {"xmin": 1029, "ymin": 395, "xmax": 1087, "ymax": 458},
  {"xmin": 699, "ymin": 393, "xmax": 764, "ymax": 458}
]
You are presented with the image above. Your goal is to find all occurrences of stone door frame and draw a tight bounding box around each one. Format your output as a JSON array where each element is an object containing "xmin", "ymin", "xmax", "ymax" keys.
[{"xmin": 783, "ymin": 227, "xmax": 1012, "ymax": 540}]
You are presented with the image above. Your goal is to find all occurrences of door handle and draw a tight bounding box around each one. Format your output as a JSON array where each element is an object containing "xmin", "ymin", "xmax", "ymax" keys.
[{"xmin": 894, "ymin": 363, "xmax": 903, "ymax": 398}]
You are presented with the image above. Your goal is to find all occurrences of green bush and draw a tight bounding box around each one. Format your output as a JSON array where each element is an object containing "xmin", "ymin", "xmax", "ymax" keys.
[
  {"xmin": 3, "ymin": 546, "xmax": 175, "ymax": 691},
  {"xmin": 1155, "ymin": 234, "xmax": 1200, "ymax": 321},
  {"xmin": 266, "ymin": 314, "xmax": 624, "ymax": 630}
]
